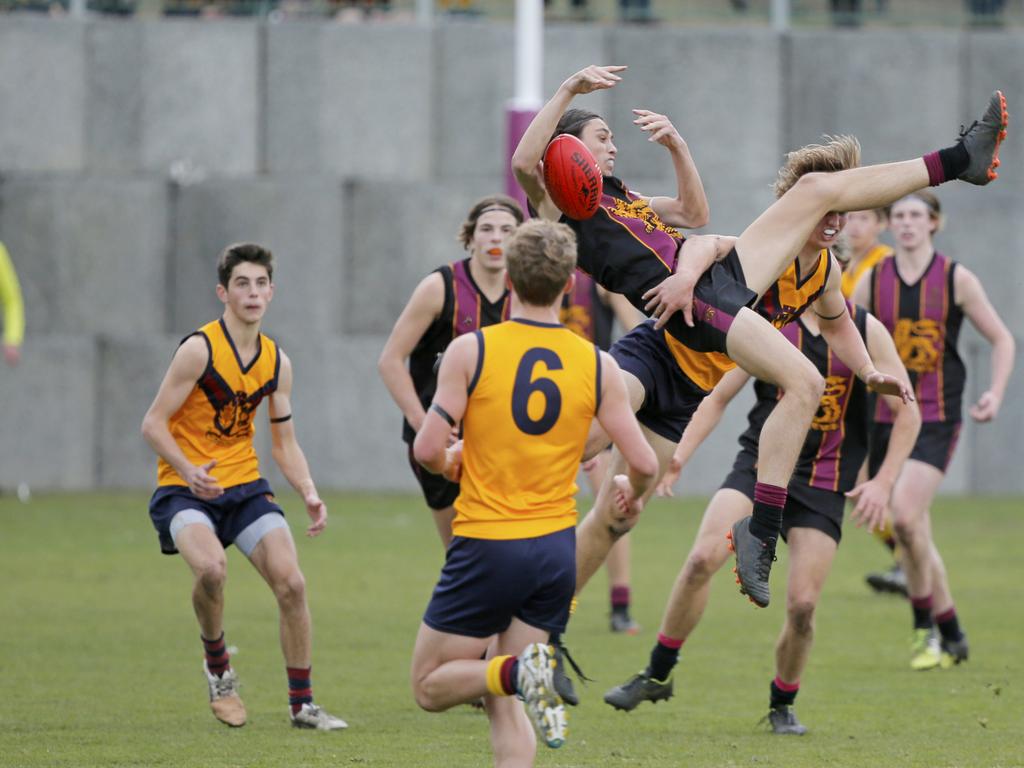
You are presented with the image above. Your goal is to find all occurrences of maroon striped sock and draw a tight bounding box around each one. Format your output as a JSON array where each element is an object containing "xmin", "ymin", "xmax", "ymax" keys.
[
  {"xmin": 288, "ymin": 666, "xmax": 313, "ymax": 714},
  {"xmin": 911, "ymin": 594, "xmax": 934, "ymax": 630},
  {"xmin": 610, "ymin": 585, "xmax": 630, "ymax": 609},
  {"xmin": 202, "ymin": 633, "xmax": 230, "ymax": 678},
  {"xmin": 750, "ymin": 482, "xmax": 787, "ymax": 540}
]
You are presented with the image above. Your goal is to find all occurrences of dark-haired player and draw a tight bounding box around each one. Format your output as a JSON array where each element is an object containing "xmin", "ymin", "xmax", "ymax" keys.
[
  {"xmin": 378, "ymin": 195, "xmax": 523, "ymax": 547},
  {"xmin": 141, "ymin": 243, "xmax": 346, "ymax": 730}
]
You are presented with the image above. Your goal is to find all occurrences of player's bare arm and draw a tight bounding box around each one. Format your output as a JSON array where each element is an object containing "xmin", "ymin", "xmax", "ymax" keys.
[
  {"xmin": 414, "ymin": 332, "xmax": 475, "ymax": 475},
  {"xmin": 511, "ymin": 64, "xmax": 627, "ymax": 220},
  {"xmin": 845, "ymin": 314, "xmax": 921, "ymax": 532},
  {"xmin": 378, "ymin": 272, "xmax": 447, "ymax": 433},
  {"xmin": 594, "ymin": 352, "xmax": 658, "ymax": 517},
  {"xmin": 141, "ymin": 334, "xmax": 224, "ymax": 500},
  {"xmin": 268, "ymin": 351, "xmax": 327, "ymax": 537},
  {"xmin": 814, "ymin": 267, "xmax": 913, "ymax": 402},
  {"xmin": 954, "ymin": 265, "xmax": 1016, "ymax": 422},
  {"xmin": 636, "ymin": 109, "xmax": 710, "ymax": 230},
  {"xmin": 657, "ymin": 365, "xmax": 751, "ymax": 497},
  {"xmin": 645, "ymin": 234, "xmax": 736, "ymax": 329}
]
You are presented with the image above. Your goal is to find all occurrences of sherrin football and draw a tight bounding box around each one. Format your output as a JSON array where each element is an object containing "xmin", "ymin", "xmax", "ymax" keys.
[{"xmin": 542, "ymin": 134, "xmax": 603, "ymax": 220}]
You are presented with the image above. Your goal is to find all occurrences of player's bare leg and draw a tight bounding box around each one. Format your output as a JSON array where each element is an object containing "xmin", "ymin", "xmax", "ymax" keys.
[
  {"xmin": 176, "ymin": 522, "xmax": 246, "ymax": 727},
  {"xmin": 723, "ymin": 309, "xmax": 825, "ymax": 607},
  {"xmin": 603, "ymin": 489, "xmax": 749, "ymax": 712},
  {"xmin": 250, "ymin": 526, "xmax": 347, "ymax": 729},
  {"xmin": 768, "ymin": 526, "xmax": 836, "ymax": 735}
]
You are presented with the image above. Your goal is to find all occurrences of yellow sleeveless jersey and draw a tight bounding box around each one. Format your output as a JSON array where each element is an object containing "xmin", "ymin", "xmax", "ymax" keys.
[
  {"xmin": 454, "ymin": 319, "xmax": 600, "ymax": 540},
  {"xmin": 841, "ymin": 244, "xmax": 892, "ymax": 299},
  {"xmin": 157, "ymin": 319, "xmax": 280, "ymax": 488}
]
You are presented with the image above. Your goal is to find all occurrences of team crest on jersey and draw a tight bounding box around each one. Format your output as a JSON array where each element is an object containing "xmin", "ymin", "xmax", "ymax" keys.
[
  {"xmin": 812, "ymin": 375, "xmax": 848, "ymax": 431},
  {"xmin": 610, "ymin": 198, "xmax": 681, "ymax": 237},
  {"xmin": 893, "ymin": 318, "xmax": 942, "ymax": 373},
  {"xmin": 206, "ymin": 389, "xmax": 264, "ymax": 442}
]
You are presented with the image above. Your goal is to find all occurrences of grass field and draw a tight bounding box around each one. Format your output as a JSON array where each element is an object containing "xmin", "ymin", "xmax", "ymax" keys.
[{"xmin": 1, "ymin": 491, "xmax": 1021, "ymax": 767}]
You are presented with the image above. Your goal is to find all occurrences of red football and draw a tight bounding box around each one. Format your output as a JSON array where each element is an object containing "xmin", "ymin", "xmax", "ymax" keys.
[{"xmin": 543, "ymin": 134, "xmax": 603, "ymax": 220}]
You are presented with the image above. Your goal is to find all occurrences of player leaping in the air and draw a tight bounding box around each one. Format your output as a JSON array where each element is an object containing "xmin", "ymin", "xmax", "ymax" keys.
[{"xmin": 514, "ymin": 63, "xmax": 1007, "ymax": 611}]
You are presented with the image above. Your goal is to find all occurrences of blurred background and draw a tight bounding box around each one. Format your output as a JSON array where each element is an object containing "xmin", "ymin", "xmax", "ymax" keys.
[{"xmin": 0, "ymin": 0, "xmax": 1020, "ymax": 495}]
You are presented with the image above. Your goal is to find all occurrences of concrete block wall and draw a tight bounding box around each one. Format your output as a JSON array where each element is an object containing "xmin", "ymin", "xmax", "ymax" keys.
[{"xmin": 0, "ymin": 17, "xmax": 1020, "ymax": 495}]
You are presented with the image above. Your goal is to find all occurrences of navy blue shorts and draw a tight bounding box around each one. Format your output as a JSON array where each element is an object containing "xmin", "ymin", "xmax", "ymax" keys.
[
  {"xmin": 406, "ymin": 442, "xmax": 460, "ymax": 510},
  {"xmin": 869, "ymin": 420, "xmax": 961, "ymax": 475},
  {"xmin": 611, "ymin": 320, "xmax": 706, "ymax": 443},
  {"xmin": 721, "ymin": 448, "xmax": 845, "ymax": 544},
  {"xmin": 148, "ymin": 478, "xmax": 284, "ymax": 555},
  {"xmin": 423, "ymin": 527, "xmax": 576, "ymax": 638},
  {"xmin": 662, "ymin": 247, "xmax": 758, "ymax": 355}
]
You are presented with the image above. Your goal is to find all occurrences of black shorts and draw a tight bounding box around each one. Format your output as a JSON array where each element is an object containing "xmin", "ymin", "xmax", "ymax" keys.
[
  {"xmin": 721, "ymin": 448, "xmax": 845, "ymax": 544},
  {"xmin": 610, "ymin": 320, "xmax": 706, "ymax": 443},
  {"xmin": 422, "ymin": 527, "xmax": 576, "ymax": 638},
  {"xmin": 406, "ymin": 442, "xmax": 460, "ymax": 510},
  {"xmin": 148, "ymin": 478, "xmax": 284, "ymax": 555},
  {"xmin": 869, "ymin": 420, "xmax": 961, "ymax": 475},
  {"xmin": 662, "ymin": 247, "xmax": 759, "ymax": 355}
]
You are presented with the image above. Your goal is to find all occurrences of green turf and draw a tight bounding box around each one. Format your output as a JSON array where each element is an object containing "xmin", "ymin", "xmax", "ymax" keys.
[{"xmin": 1, "ymin": 492, "xmax": 1021, "ymax": 767}]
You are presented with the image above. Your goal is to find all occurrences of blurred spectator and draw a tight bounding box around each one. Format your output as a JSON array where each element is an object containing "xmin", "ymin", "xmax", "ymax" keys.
[
  {"xmin": 966, "ymin": 0, "xmax": 1005, "ymax": 26},
  {"xmin": 619, "ymin": 0, "xmax": 653, "ymax": 23},
  {"xmin": 0, "ymin": 240, "xmax": 25, "ymax": 367},
  {"xmin": 831, "ymin": 0, "xmax": 862, "ymax": 27}
]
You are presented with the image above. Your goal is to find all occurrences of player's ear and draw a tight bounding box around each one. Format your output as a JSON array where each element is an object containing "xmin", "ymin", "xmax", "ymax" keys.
[
  {"xmin": 215, "ymin": 282, "xmax": 228, "ymax": 304},
  {"xmin": 563, "ymin": 271, "xmax": 576, "ymax": 297}
]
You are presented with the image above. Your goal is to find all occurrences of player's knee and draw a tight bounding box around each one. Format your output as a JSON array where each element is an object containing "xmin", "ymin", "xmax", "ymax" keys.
[
  {"xmin": 195, "ymin": 558, "xmax": 227, "ymax": 594},
  {"xmin": 683, "ymin": 545, "xmax": 723, "ymax": 583},
  {"xmin": 891, "ymin": 513, "xmax": 919, "ymax": 546},
  {"xmin": 787, "ymin": 599, "xmax": 816, "ymax": 635},
  {"xmin": 411, "ymin": 679, "xmax": 445, "ymax": 712},
  {"xmin": 272, "ymin": 569, "xmax": 307, "ymax": 607}
]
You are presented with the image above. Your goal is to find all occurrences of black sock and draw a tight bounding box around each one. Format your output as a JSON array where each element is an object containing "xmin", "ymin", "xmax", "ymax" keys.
[
  {"xmin": 645, "ymin": 638, "xmax": 681, "ymax": 681},
  {"xmin": 935, "ymin": 608, "xmax": 964, "ymax": 643},
  {"xmin": 770, "ymin": 678, "xmax": 798, "ymax": 709},
  {"xmin": 939, "ymin": 143, "xmax": 970, "ymax": 180},
  {"xmin": 750, "ymin": 482, "xmax": 786, "ymax": 540},
  {"xmin": 911, "ymin": 595, "xmax": 934, "ymax": 630}
]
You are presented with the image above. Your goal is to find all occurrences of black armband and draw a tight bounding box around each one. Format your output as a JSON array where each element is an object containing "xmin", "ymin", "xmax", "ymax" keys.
[
  {"xmin": 270, "ymin": 413, "xmax": 293, "ymax": 424},
  {"xmin": 431, "ymin": 403, "xmax": 456, "ymax": 427}
]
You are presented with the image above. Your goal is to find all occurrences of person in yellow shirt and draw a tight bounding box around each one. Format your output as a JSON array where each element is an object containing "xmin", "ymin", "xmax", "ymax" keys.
[
  {"xmin": 411, "ymin": 219, "xmax": 658, "ymax": 762},
  {"xmin": 141, "ymin": 243, "xmax": 346, "ymax": 731},
  {"xmin": 0, "ymin": 241, "xmax": 25, "ymax": 367}
]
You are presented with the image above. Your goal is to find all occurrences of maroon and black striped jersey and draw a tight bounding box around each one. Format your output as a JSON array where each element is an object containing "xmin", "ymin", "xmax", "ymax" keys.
[
  {"xmin": 403, "ymin": 258, "xmax": 510, "ymax": 443},
  {"xmin": 869, "ymin": 252, "xmax": 965, "ymax": 423}
]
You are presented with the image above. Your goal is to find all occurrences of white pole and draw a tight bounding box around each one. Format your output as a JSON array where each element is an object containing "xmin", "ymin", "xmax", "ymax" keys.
[
  {"xmin": 506, "ymin": 0, "xmax": 544, "ymax": 203},
  {"xmin": 416, "ymin": 0, "xmax": 433, "ymax": 26},
  {"xmin": 771, "ymin": 0, "xmax": 790, "ymax": 32},
  {"xmin": 512, "ymin": 0, "xmax": 543, "ymax": 111}
]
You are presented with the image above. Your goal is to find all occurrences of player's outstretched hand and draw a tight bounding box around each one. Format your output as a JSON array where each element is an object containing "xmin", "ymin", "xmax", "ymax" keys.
[
  {"xmin": 845, "ymin": 478, "xmax": 890, "ymax": 533},
  {"xmin": 611, "ymin": 473, "xmax": 644, "ymax": 520},
  {"xmin": 563, "ymin": 65, "xmax": 627, "ymax": 96},
  {"xmin": 186, "ymin": 459, "xmax": 224, "ymax": 500},
  {"xmin": 632, "ymin": 109, "xmax": 684, "ymax": 149},
  {"xmin": 305, "ymin": 494, "xmax": 328, "ymax": 537},
  {"xmin": 865, "ymin": 371, "xmax": 914, "ymax": 403}
]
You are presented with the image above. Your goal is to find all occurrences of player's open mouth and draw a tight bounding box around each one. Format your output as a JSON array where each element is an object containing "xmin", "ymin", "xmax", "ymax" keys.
[{"xmin": 823, "ymin": 228, "xmax": 838, "ymax": 238}]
